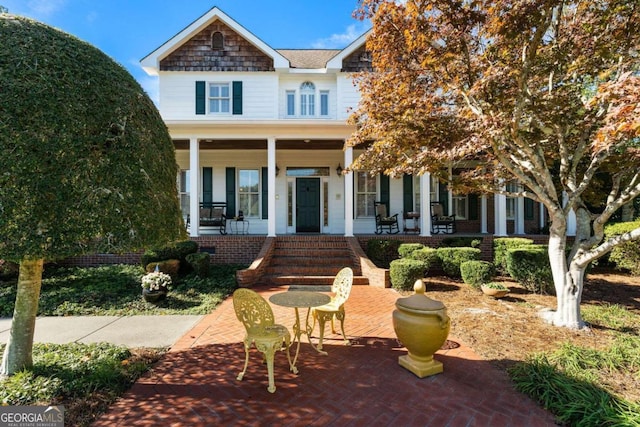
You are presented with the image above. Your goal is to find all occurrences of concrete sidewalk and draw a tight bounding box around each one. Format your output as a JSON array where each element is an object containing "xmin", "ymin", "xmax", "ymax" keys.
[{"xmin": 0, "ymin": 315, "xmax": 203, "ymax": 348}]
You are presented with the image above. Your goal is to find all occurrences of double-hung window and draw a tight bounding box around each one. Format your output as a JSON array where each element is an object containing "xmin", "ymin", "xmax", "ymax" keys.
[
  {"xmin": 506, "ymin": 182, "xmax": 518, "ymax": 220},
  {"xmin": 453, "ymin": 194, "xmax": 468, "ymax": 219},
  {"xmin": 320, "ymin": 90, "xmax": 329, "ymax": 116},
  {"xmin": 286, "ymin": 90, "xmax": 296, "ymax": 116},
  {"xmin": 238, "ymin": 169, "xmax": 260, "ymax": 217},
  {"xmin": 356, "ymin": 172, "xmax": 377, "ymax": 217},
  {"xmin": 209, "ymin": 83, "xmax": 230, "ymax": 113}
]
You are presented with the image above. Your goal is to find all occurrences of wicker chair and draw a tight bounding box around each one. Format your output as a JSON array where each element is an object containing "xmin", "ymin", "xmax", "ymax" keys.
[
  {"xmin": 311, "ymin": 267, "xmax": 354, "ymax": 351},
  {"xmin": 233, "ymin": 288, "xmax": 295, "ymax": 393}
]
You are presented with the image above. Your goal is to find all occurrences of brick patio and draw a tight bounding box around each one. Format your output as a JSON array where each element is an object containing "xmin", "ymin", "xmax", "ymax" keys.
[{"xmin": 94, "ymin": 285, "xmax": 558, "ymax": 426}]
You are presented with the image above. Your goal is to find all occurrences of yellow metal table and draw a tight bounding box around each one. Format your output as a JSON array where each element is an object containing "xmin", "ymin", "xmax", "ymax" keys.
[{"xmin": 269, "ymin": 290, "xmax": 331, "ymax": 369}]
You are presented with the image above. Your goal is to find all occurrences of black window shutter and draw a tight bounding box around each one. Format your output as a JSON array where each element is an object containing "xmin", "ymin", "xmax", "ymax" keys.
[
  {"xmin": 195, "ymin": 81, "xmax": 206, "ymax": 115},
  {"xmin": 202, "ymin": 167, "xmax": 213, "ymax": 204},
  {"xmin": 403, "ymin": 175, "xmax": 413, "ymax": 213},
  {"xmin": 380, "ymin": 175, "xmax": 390, "ymax": 210},
  {"xmin": 524, "ymin": 198, "xmax": 534, "ymax": 220},
  {"xmin": 261, "ymin": 167, "xmax": 268, "ymax": 219},
  {"xmin": 438, "ymin": 182, "xmax": 449, "ymax": 213},
  {"xmin": 225, "ymin": 167, "xmax": 236, "ymax": 216},
  {"xmin": 232, "ymin": 81, "xmax": 243, "ymax": 115},
  {"xmin": 468, "ymin": 194, "xmax": 478, "ymax": 220}
]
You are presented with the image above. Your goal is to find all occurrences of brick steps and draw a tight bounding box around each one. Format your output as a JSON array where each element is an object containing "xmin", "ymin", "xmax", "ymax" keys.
[{"xmin": 263, "ymin": 236, "xmax": 368, "ymax": 286}]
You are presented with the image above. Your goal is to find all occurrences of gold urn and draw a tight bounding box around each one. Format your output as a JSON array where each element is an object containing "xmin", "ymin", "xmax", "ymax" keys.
[{"xmin": 392, "ymin": 279, "xmax": 450, "ymax": 378}]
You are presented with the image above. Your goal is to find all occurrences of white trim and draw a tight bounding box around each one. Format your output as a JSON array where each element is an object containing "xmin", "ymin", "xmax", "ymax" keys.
[{"xmin": 189, "ymin": 138, "xmax": 200, "ymax": 237}]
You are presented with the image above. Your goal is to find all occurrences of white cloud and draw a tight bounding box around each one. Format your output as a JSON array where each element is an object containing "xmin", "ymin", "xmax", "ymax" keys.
[
  {"xmin": 26, "ymin": 0, "xmax": 67, "ymax": 16},
  {"xmin": 138, "ymin": 75, "xmax": 160, "ymax": 107},
  {"xmin": 85, "ymin": 10, "xmax": 98, "ymax": 23},
  {"xmin": 311, "ymin": 23, "xmax": 370, "ymax": 49}
]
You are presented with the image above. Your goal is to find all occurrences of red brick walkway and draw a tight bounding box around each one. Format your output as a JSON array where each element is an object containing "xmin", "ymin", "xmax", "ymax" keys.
[{"xmin": 94, "ymin": 286, "xmax": 558, "ymax": 426}]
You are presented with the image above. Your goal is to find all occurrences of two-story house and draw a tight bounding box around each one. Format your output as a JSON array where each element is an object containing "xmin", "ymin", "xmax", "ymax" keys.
[{"xmin": 141, "ymin": 6, "xmax": 551, "ymax": 240}]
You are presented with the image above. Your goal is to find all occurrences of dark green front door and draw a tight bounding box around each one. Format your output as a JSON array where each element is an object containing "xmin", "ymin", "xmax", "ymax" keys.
[{"xmin": 296, "ymin": 178, "xmax": 320, "ymax": 233}]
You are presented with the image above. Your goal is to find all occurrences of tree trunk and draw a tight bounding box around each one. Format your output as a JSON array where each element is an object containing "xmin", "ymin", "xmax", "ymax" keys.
[
  {"xmin": 0, "ymin": 258, "xmax": 44, "ymax": 378},
  {"xmin": 541, "ymin": 209, "xmax": 588, "ymax": 329}
]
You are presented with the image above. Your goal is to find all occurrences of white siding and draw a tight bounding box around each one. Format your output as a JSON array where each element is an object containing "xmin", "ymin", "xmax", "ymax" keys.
[
  {"xmin": 158, "ymin": 72, "xmax": 279, "ymax": 120},
  {"xmin": 336, "ymin": 74, "xmax": 361, "ymax": 121}
]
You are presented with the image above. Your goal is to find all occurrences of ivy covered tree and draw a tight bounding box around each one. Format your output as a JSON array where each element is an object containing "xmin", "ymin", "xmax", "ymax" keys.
[
  {"xmin": 349, "ymin": 0, "xmax": 640, "ymax": 329},
  {"xmin": 0, "ymin": 15, "xmax": 186, "ymax": 376}
]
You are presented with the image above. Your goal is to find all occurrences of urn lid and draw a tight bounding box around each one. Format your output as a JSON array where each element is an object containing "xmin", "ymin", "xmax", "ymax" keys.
[{"xmin": 395, "ymin": 280, "xmax": 446, "ymax": 312}]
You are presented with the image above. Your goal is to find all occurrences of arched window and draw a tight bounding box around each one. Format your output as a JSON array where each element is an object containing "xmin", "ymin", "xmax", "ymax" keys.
[
  {"xmin": 211, "ymin": 31, "xmax": 224, "ymax": 50},
  {"xmin": 300, "ymin": 81, "xmax": 315, "ymax": 116}
]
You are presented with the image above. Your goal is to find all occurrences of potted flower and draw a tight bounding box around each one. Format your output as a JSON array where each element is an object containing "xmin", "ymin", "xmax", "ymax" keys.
[
  {"xmin": 141, "ymin": 268, "xmax": 172, "ymax": 303},
  {"xmin": 480, "ymin": 282, "xmax": 510, "ymax": 299}
]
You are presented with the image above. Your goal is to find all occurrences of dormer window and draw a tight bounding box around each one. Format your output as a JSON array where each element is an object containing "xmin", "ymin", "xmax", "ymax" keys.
[{"xmin": 211, "ymin": 31, "xmax": 224, "ymax": 50}]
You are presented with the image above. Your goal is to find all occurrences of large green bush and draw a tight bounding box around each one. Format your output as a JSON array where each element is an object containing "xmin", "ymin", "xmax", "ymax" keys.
[
  {"xmin": 366, "ymin": 239, "xmax": 401, "ymax": 268},
  {"xmin": 409, "ymin": 247, "xmax": 438, "ymax": 272},
  {"xmin": 389, "ymin": 258, "xmax": 425, "ymax": 291},
  {"xmin": 494, "ymin": 237, "xmax": 534, "ymax": 274},
  {"xmin": 506, "ymin": 245, "xmax": 554, "ymax": 294},
  {"xmin": 436, "ymin": 247, "xmax": 482, "ymax": 278},
  {"xmin": 605, "ymin": 220, "xmax": 640, "ymax": 275},
  {"xmin": 460, "ymin": 260, "xmax": 495, "ymax": 288},
  {"xmin": 398, "ymin": 243, "xmax": 425, "ymax": 258}
]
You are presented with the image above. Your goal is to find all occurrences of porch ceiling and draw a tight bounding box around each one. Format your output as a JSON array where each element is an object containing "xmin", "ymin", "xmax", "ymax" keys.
[{"xmin": 173, "ymin": 139, "xmax": 346, "ymax": 150}]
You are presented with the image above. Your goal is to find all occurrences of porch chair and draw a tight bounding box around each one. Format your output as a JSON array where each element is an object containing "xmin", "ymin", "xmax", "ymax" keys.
[
  {"xmin": 430, "ymin": 202, "xmax": 456, "ymax": 234},
  {"xmin": 199, "ymin": 202, "xmax": 227, "ymax": 235},
  {"xmin": 311, "ymin": 267, "xmax": 354, "ymax": 351},
  {"xmin": 374, "ymin": 202, "xmax": 400, "ymax": 234},
  {"xmin": 232, "ymin": 288, "xmax": 295, "ymax": 393}
]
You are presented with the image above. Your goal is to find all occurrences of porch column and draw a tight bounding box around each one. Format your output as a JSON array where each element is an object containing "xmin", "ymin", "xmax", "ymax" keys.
[
  {"xmin": 189, "ymin": 137, "xmax": 200, "ymax": 237},
  {"xmin": 420, "ymin": 173, "xmax": 431, "ymax": 236},
  {"xmin": 539, "ymin": 202, "xmax": 546, "ymax": 231},
  {"xmin": 267, "ymin": 137, "xmax": 276, "ymax": 237},
  {"xmin": 515, "ymin": 191, "xmax": 525, "ymax": 234},
  {"xmin": 494, "ymin": 183, "xmax": 507, "ymax": 236},
  {"xmin": 344, "ymin": 146, "xmax": 354, "ymax": 237},
  {"xmin": 481, "ymin": 195, "xmax": 488, "ymax": 233}
]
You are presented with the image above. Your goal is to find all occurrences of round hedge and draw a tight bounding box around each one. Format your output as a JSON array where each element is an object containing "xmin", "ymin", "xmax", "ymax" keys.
[{"xmin": 0, "ymin": 15, "xmax": 184, "ymax": 261}]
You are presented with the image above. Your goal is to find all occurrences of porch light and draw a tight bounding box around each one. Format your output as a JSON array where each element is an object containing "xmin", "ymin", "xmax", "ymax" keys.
[{"xmin": 336, "ymin": 163, "xmax": 343, "ymax": 177}]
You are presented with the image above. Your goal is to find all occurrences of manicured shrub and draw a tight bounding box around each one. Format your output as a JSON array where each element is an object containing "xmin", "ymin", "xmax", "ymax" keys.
[
  {"xmin": 366, "ymin": 239, "xmax": 401, "ymax": 268},
  {"xmin": 494, "ymin": 237, "xmax": 534, "ymax": 274},
  {"xmin": 186, "ymin": 252, "xmax": 210, "ymax": 278},
  {"xmin": 145, "ymin": 259, "xmax": 180, "ymax": 279},
  {"xmin": 506, "ymin": 245, "xmax": 554, "ymax": 294},
  {"xmin": 605, "ymin": 220, "xmax": 640, "ymax": 275},
  {"xmin": 141, "ymin": 240, "xmax": 199, "ymax": 271},
  {"xmin": 389, "ymin": 258, "xmax": 425, "ymax": 291},
  {"xmin": 440, "ymin": 237, "xmax": 482, "ymax": 248},
  {"xmin": 436, "ymin": 247, "xmax": 482, "ymax": 278},
  {"xmin": 460, "ymin": 260, "xmax": 495, "ymax": 288},
  {"xmin": 409, "ymin": 247, "xmax": 439, "ymax": 272},
  {"xmin": 398, "ymin": 243, "xmax": 425, "ymax": 258}
]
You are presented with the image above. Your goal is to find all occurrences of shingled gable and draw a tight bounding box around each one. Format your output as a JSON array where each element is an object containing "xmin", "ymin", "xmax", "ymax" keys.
[
  {"xmin": 326, "ymin": 29, "xmax": 372, "ymax": 72},
  {"xmin": 140, "ymin": 6, "xmax": 289, "ymax": 75}
]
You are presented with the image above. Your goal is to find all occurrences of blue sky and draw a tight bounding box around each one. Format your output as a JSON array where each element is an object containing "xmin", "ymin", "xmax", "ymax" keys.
[{"xmin": 2, "ymin": 0, "xmax": 369, "ymax": 103}]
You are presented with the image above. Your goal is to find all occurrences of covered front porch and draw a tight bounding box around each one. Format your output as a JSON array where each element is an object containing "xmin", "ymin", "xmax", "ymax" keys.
[{"xmin": 173, "ymin": 126, "xmax": 563, "ymax": 239}]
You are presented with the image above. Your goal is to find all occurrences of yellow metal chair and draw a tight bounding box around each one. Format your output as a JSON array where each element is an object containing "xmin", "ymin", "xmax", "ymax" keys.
[
  {"xmin": 233, "ymin": 288, "xmax": 295, "ymax": 393},
  {"xmin": 311, "ymin": 267, "xmax": 354, "ymax": 351}
]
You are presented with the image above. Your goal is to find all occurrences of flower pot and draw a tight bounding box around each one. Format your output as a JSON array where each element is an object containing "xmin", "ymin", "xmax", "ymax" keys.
[
  {"xmin": 392, "ymin": 280, "xmax": 450, "ymax": 378},
  {"xmin": 480, "ymin": 285, "xmax": 510, "ymax": 298},
  {"xmin": 142, "ymin": 288, "xmax": 167, "ymax": 303}
]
